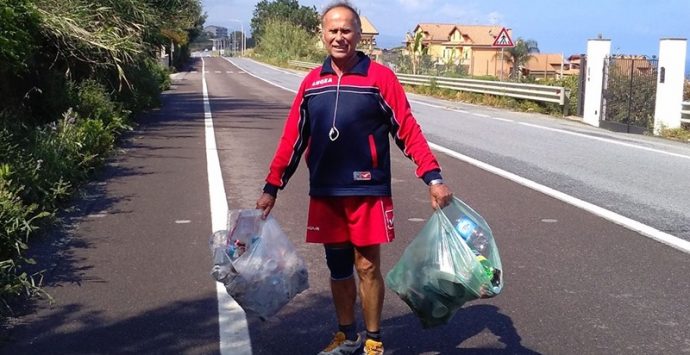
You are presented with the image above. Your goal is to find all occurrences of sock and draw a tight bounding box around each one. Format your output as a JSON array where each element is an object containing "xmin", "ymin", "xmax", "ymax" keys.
[
  {"xmin": 339, "ymin": 323, "xmax": 357, "ymax": 341},
  {"xmin": 365, "ymin": 329, "xmax": 381, "ymax": 342}
]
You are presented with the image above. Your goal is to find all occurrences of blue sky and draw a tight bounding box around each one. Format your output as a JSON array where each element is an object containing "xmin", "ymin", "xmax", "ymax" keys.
[{"xmin": 202, "ymin": 0, "xmax": 689, "ymax": 65}]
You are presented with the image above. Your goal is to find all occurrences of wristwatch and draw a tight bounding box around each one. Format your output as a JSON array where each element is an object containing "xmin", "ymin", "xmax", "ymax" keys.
[{"xmin": 428, "ymin": 178, "xmax": 444, "ymax": 186}]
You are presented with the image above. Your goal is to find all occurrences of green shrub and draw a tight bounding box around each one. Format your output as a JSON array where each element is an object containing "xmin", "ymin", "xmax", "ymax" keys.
[
  {"xmin": 0, "ymin": 163, "xmax": 51, "ymax": 311},
  {"xmin": 116, "ymin": 58, "xmax": 171, "ymax": 113},
  {"xmin": 256, "ymin": 18, "xmax": 323, "ymax": 64}
]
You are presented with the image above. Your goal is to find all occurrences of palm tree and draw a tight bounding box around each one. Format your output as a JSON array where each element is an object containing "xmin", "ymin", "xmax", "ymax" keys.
[{"xmin": 500, "ymin": 38, "xmax": 539, "ymax": 80}]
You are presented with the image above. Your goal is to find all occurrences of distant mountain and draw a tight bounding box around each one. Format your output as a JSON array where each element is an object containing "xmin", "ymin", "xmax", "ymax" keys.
[{"xmin": 376, "ymin": 34, "xmax": 405, "ymax": 50}]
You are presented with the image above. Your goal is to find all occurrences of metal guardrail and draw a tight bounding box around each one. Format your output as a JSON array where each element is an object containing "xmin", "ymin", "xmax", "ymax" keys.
[
  {"xmin": 682, "ymin": 101, "xmax": 690, "ymax": 124},
  {"xmin": 396, "ymin": 73, "xmax": 566, "ymax": 105},
  {"xmin": 288, "ymin": 60, "xmax": 567, "ymax": 106},
  {"xmin": 288, "ymin": 60, "xmax": 319, "ymax": 69}
]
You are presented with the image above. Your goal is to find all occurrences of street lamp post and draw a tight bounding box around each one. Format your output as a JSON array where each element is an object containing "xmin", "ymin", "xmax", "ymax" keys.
[{"xmin": 228, "ymin": 19, "xmax": 245, "ymax": 56}]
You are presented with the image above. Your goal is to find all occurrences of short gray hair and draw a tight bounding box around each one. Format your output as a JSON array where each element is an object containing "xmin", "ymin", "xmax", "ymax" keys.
[{"xmin": 321, "ymin": 0, "xmax": 361, "ymax": 33}]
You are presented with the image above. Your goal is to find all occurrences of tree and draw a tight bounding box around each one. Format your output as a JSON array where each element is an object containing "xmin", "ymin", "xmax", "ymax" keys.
[
  {"xmin": 257, "ymin": 18, "xmax": 321, "ymax": 62},
  {"xmin": 408, "ymin": 31, "xmax": 428, "ymax": 75},
  {"xmin": 501, "ymin": 38, "xmax": 539, "ymax": 80},
  {"xmin": 251, "ymin": 0, "xmax": 319, "ymax": 44}
]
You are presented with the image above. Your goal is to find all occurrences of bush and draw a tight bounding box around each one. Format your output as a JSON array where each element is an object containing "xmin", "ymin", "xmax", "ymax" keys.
[
  {"xmin": 256, "ymin": 18, "xmax": 323, "ymax": 63},
  {"xmin": 112, "ymin": 58, "xmax": 171, "ymax": 114}
]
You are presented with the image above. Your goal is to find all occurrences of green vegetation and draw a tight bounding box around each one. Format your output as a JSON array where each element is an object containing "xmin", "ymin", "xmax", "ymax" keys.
[
  {"xmin": 251, "ymin": 0, "xmax": 320, "ymax": 45},
  {"xmin": 250, "ymin": 0, "xmax": 323, "ymax": 65},
  {"xmin": 500, "ymin": 38, "xmax": 540, "ymax": 80},
  {"xmin": 0, "ymin": 0, "xmax": 204, "ymax": 315},
  {"xmin": 255, "ymin": 18, "xmax": 324, "ymax": 63}
]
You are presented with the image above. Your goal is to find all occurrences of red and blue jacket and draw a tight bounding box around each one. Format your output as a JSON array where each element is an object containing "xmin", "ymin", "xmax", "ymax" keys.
[{"xmin": 263, "ymin": 52, "xmax": 442, "ymax": 197}]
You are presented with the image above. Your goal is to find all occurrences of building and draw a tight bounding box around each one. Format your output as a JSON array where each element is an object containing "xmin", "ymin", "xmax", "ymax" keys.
[
  {"xmin": 523, "ymin": 53, "xmax": 566, "ymax": 80},
  {"xmin": 359, "ymin": 16, "xmax": 379, "ymax": 56},
  {"xmin": 404, "ymin": 23, "xmax": 513, "ymax": 77},
  {"xmin": 204, "ymin": 25, "xmax": 228, "ymax": 39}
]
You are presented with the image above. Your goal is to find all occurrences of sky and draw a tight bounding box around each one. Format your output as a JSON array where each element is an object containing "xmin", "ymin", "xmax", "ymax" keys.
[{"xmin": 202, "ymin": 0, "xmax": 690, "ymax": 67}]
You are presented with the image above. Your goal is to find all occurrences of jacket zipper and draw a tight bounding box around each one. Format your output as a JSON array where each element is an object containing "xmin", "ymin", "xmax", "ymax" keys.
[{"xmin": 328, "ymin": 74, "xmax": 343, "ymax": 141}]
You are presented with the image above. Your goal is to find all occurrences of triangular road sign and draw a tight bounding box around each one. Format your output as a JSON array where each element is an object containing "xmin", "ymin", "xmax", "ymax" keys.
[{"xmin": 492, "ymin": 27, "xmax": 514, "ymax": 47}]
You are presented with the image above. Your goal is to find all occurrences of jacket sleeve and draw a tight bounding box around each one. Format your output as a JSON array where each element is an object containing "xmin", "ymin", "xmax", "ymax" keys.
[
  {"xmin": 379, "ymin": 69, "xmax": 442, "ymax": 184},
  {"xmin": 263, "ymin": 77, "xmax": 311, "ymax": 196}
]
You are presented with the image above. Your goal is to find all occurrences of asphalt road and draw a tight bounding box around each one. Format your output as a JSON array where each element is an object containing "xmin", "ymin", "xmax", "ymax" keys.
[{"xmin": 2, "ymin": 57, "xmax": 689, "ymax": 354}]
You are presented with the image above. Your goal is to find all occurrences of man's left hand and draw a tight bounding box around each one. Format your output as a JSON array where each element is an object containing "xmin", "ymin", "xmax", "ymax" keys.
[{"xmin": 430, "ymin": 183, "xmax": 453, "ymax": 210}]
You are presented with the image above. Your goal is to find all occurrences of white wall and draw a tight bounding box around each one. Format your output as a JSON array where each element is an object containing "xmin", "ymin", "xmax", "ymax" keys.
[
  {"xmin": 653, "ymin": 38, "xmax": 687, "ymax": 134},
  {"xmin": 583, "ymin": 39, "xmax": 611, "ymax": 127}
]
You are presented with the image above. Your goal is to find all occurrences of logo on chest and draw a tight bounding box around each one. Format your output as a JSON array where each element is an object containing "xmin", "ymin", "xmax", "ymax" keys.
[
  {"xmin": 353, "ymin": 171, "xmax": 372, "ymax": 181},
  {"xmin": 311, "ymin": 77, "xmax": 333, "ymax": 87}
]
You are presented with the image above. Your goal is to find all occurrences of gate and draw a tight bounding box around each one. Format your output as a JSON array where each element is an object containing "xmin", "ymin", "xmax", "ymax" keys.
[
  {"xmin": 576, "ymin": 54, "xmax": 587, "ymax": 117},
  {"xmin": 600, "ymin": 55, "xmax": 658, "ymax": 133}
]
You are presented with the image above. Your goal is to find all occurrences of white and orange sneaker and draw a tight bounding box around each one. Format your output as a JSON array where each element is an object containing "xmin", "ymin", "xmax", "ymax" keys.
[
  {"xmin": 363, "ymin": 338, "xmax": 384, "ymax": 355},
  {"xmin": 317, "ymin": 331, "xmax": 363, "ymax": 355}
]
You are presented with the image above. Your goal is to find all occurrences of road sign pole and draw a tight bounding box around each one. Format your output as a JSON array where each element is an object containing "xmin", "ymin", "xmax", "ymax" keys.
[{"xmin": 500, "ymin": 47, "xmax": 504, "ymax": 81}]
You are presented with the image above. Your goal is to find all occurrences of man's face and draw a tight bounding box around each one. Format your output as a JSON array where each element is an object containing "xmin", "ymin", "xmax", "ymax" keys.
[{"xmin": 321, "ymin": 7, "xmax": 361, "ymax": 60}]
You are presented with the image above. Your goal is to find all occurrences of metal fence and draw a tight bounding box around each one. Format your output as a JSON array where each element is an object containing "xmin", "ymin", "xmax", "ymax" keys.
[
  {"xmin": 288, "ymin": 60, "xmax": 567, "ymax": 106},
  {"xmin": 682, "ymin": 101, "xmax": 690, "ymax": 124}
]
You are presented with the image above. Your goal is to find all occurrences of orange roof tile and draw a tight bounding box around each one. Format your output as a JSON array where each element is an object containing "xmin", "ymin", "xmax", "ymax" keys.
[{"xmin": 414, "ymin": 23, "xmax": 508, "ymax": 46}]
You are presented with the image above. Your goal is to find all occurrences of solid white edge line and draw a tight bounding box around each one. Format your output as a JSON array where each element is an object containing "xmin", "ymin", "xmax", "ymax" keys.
[
  {"xmin": 224, "ymin": 57, "xmax": 690, "ymax": 255},
  {"xmin": 202, "ymin": 58, "xmax": 252, "ymax": 355},
  {"xmin": 236, "ymin": 57, "xmax": 304, "ymax": 76},
  {"xmin": 224, "ymin": 57, "xmax": 298, "ymax": 93},
  {"xmin": 429, "ymin": 142, "xmax": 690, "ymax": 254},
  {"xmin": 516, "ymin": 122, "xmax": 690, "ymax": 160}
]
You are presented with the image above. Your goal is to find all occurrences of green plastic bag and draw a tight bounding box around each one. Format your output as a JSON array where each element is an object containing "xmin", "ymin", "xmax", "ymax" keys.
[{"xmin": 385, "ymin": 197, "xmax": 503, "ymax": 328}]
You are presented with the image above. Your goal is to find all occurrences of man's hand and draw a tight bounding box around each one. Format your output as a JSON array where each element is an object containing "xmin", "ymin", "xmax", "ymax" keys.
[
  {"xmin": 256, "ymin": 193, "xmax": 276, "ymax": 219},
  {"xmin": 429, "ymin": 183, "xmax": 453, "ymax": 210}
]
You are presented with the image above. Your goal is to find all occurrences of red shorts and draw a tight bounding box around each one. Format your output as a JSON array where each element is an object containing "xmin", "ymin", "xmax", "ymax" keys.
[{"xmin": 306, "ymin": 196, "xmax": 395, "ymax": 247}]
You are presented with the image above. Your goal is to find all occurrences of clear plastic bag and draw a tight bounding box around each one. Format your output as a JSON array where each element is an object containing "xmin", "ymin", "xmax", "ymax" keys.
[
  {"xmin": 385, "ymin": 197, "xmax": 503, "ymax": 328},
  {"xmin": 209, "ymin": 209, "xmax": 309, "ymax": 319}
]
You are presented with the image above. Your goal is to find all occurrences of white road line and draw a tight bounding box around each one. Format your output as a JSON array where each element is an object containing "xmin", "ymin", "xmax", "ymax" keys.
[
  {"xmin": 429, "ymin": 142, "xmax": 690, "ymax": 254},
  {"xmin": 224, "ymin": 58, "xmax": 297, "ymax": 93},
  {"xmin": 226, "ymin": 58, "xmax": 690, "ymax": 255},
  {"xmin": 201, "ymin": 58, "xmax": 253, "ymax": 355},
  {"xmin": 239, "ymin": 58, "xmax": 303, "ymax": 77},
  {"xmin": 517, "ymin": 122, "xmax": 690, "ymax": 160}
]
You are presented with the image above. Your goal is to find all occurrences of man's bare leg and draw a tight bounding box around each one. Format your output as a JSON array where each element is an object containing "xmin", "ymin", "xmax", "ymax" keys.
[{"xmin": 354, "ymin": 244, "xmax": 384, "ymax": 333}]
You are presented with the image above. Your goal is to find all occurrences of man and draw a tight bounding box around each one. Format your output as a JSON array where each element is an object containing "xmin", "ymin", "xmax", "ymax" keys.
[{"xmin": 255, "ymin": 1, "xmax": 452, "ymax": 354}]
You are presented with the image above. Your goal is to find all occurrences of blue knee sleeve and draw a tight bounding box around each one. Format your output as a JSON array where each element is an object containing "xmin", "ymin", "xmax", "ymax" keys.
[{"xmin": 325, "ymin": 245, "xmax": 355, "ymax": 280}]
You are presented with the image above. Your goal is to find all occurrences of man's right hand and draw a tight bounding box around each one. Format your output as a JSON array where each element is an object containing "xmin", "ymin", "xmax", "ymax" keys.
[{"xmin": 256, "ymin": 193, "xmax": 276, "ymax": 219}]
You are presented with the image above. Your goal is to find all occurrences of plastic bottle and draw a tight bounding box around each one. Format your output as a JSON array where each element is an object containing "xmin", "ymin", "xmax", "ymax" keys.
[
  {"xmin": 467, "ymin": 230, "xmax": 488, "ymax": 255},
  {"xmin": 211, "ymin": 247, "xmax": 233, "ymax": 282},
  {"xmin": 455, "ymin": 216, "xmax": 488, "ymax": 254},
  {"xmin": 476, "ymin": 255, "xmax": 494, "ymax": 280}
]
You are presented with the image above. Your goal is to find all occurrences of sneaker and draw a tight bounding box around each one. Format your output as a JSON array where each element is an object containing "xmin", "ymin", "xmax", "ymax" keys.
[
  {"xmin": 317, "ymin": 331, "xmax": 362, "ymax": 355},
  {"xmin": 363, "ymin": 338, "xmax": 384, "ymax": 355}
]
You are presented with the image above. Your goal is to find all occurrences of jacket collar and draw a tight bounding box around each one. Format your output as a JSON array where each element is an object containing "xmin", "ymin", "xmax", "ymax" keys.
[{"xmin": 320, "ymin": 51, "xmax": 370, "ymax": 76}]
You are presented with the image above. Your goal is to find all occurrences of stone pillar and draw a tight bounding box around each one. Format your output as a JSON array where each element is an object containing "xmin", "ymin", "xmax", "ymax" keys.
[
  {"xmin": 583, "ymin": 39, "xmax": 611, "ymax": 127},
  {"xmin": 653, "ymin": 38, "xmax": 687, "ymax": 134}
]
